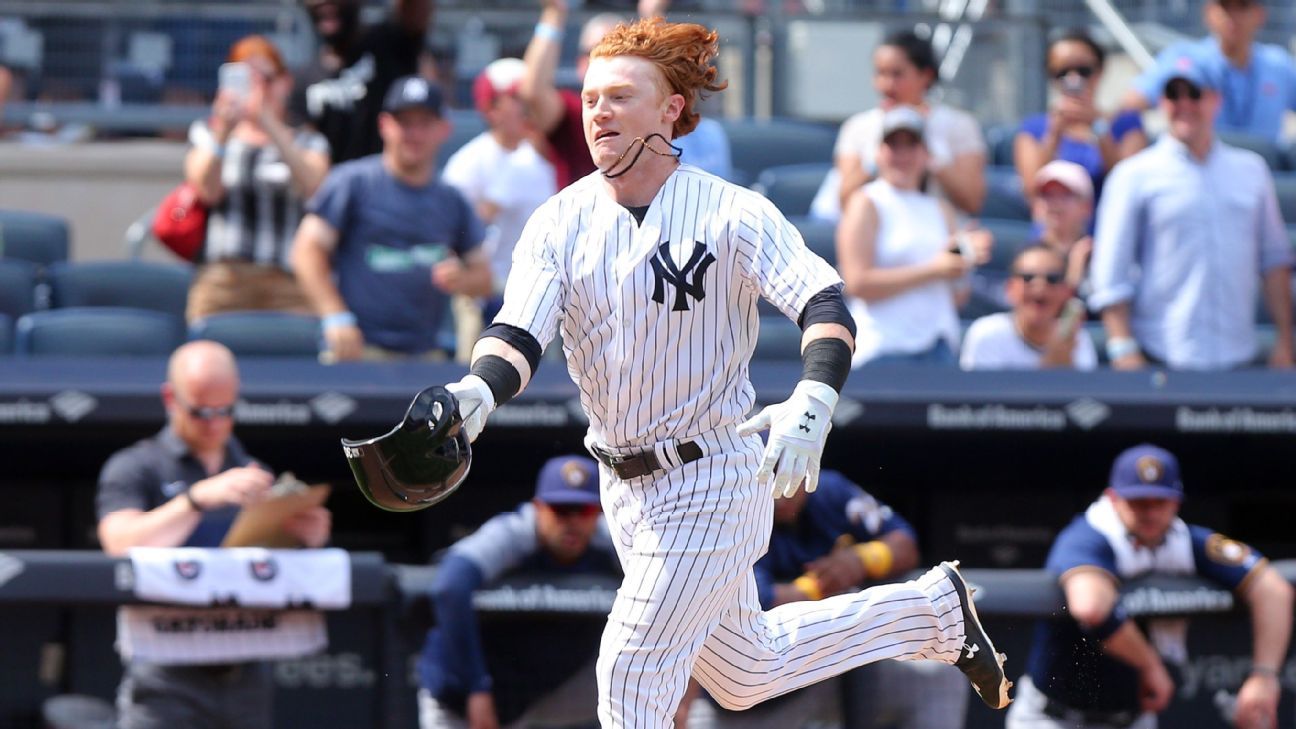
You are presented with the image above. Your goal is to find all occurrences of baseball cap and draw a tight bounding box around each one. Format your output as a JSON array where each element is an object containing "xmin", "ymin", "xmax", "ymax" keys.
[
  {"xmin": 1109, "ymin": 444, "xmax": 1184, "ymax": 501},
  {"xmin": 1034, "ymin": 160, "xmax": 1093, "ymax": 201},
  {"xmin": 534, "ymin": 455, "xmax": 601, "ymax": 506},
  {"xmin": 1159, "ymin": 53, "xmax": 1222, "ymax": 96},
  {"xmin": 881, "ymin": 105, "xmax": 926, "ymax": 142},
  {"xmin": 472, "ymin": 58, "xmax": 526, "ymax": 116},
  {"xmin": 382, "ymin": 75, "xmax": 445, "ymax": 116}
]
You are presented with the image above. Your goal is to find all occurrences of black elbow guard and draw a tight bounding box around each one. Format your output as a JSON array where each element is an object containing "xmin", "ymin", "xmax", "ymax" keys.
[{"xmin": 798, "ymin": 285, "xmax": 857, "ymax": 340}]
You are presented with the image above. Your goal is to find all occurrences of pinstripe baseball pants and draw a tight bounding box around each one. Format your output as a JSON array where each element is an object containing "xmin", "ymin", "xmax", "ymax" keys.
[{"xmin": 594, "ymin": 427, "xmax": 966, "ymax": 729}]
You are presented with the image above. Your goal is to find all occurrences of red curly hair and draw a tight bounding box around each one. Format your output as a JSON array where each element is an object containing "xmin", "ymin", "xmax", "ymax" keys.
[{"xmin": 590, "ymin": 18, "xmax": 727, "ymax": 139}]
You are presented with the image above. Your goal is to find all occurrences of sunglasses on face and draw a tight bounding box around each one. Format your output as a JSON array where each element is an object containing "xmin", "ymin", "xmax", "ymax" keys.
[
  {"xmin": 1052, "ymin": 65, "xmax": 1095, "ymax": 81},
  {"xmin": 1014, "ymin": 271, "xmax": 1066, "ymax": 286},
  {"xmin": 1164, "ymin": 82, "xmax": 1203, "ymax": 102},
  {"xmin": 547, "ymin": 503, "xmax": 600, "ymax": 518},
  {"xmin": 175, "ymin": 396, "xmax": 235, "ymax": 421}
]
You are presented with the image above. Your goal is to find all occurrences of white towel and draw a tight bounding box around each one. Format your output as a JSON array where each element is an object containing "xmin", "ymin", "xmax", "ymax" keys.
[
  {"xmin": 117, "ymin": 606, "xmax": 326, "ymax": 665},
  {"xmin": 127, "ymin": 547, "xmax": 351, "ymax": 609}
]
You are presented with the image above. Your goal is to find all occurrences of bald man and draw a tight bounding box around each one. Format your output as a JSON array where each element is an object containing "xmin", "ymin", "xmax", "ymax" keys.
[{"xmin": 96, "ymin": 340, "xmax": 330, "ymax": 729}]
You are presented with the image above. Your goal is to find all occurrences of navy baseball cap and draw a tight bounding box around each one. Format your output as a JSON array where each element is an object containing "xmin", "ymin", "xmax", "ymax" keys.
[
  {"xmin": 534, "ymin": 456, "xmax": 601, "ymax": 506},
  {"xmin": 1159, "ymin": 53, "xmax": 1222, "ymax": 96},
  {"xmin": 1109, "ymin": 444, "xmax": 1184, "ymax": 501},
  {"xmin": 382, "ymin": 75, "xmax": 445, "ymax": 116}
]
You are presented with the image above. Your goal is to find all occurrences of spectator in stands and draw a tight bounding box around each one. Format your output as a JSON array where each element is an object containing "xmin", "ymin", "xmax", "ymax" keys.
[
  {"xmin": 1122, "ymin": 0, "xmax": 1296, "ymax": 144},
  {"xmin": 520, "ymin": 0, "xmax": 733, "ymax": 188},
  {"xmin": 416, "ymin": 455, "xmax": 620, "ymax": 729},
  {"xmin": 960, "ymin": 245, "xmax": 1097, "ymax": 371},
  {"xmin": 292, "ymin": 76, "xmax": 491, "ymax": 362},
  {"xmin": 836, "ymin": 106, "xmax": 990, "ymax": 367},
  {"xmin": 811, "ymin": 29, "xmax": 986, "ymax": 222},
  {"xmin": 687, "ymin": 468, "xmax": 967, "ymax": 729},
  {"xmin": 1090, "ymin": 57, "xmax": 1294, "ymax": 370},
  {"xmin": 185, "ymin": 35, "xmax": 330, "ymax": 323},
  {"xmin": 96, "ymin": 340, "xmax": 332, "ymax": 729},
  {"xmin": 1030, "ymin": 160, "xmax": 1094, "ymax": 295},
  {"xmin": 443, "ymin": 57, "xmax": 556, "ymax": 321},
  {"xmin": 291, "ymin": 0, "xmax": 432, "ymax": 164},
  {"xmin": 0, "ymin": 64, "xmax": 12, "ymax": 136},
  {"xmin": 1015, "ymin": 29, "xmax": 1146, "ymax": 201},
  {"xmin": 1006, "ymin": 444, "xmax": 1292, "ymax": 729}
]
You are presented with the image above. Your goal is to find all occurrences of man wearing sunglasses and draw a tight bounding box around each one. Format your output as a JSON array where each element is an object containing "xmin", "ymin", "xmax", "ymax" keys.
[
  {"xmin": 961, "ymin": 245, "xmax": 1098, "ymax": 371},
  {"xmin": 416, "ymin": 455, "xmax": 621, "ymax": 729},
  {"xmin": 1091, "ymin": 56, "xmax": 1294, "ymax": 370},
  {"xmin": 1122, "ymin": 0, "xmax": 1296, "ymax": 144},
  {"xmin": 96, "ymin": 340, "xmax": 332, "ymax": 729}
]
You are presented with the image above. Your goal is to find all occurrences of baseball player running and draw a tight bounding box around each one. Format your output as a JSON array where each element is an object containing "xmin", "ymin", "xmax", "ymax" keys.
[{"xmin": 428, "ymin": 18, "xmax": 1011, "ymax": 727}]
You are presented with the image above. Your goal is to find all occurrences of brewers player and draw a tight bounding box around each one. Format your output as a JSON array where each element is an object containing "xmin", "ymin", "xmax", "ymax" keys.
[{"xmin": 432, "ymin": 18, "xmax": 1011, "ymax": 727}]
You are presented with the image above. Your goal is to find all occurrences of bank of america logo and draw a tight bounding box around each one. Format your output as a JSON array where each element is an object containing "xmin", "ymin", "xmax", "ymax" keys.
[
  {"xmin": 49, "ymin": 390, "xmax": 97, "ymax": 423},
  {"xmin": 1065, "ymin": 398, "xmax": 1110, "ymax": 430},
  {"xmin": 310, "ymin": 392, "xmax": 356, "ymax": 424},
  {"xmin": 0, "ymin": 553, "xmax": 24, "ymax": 589}
]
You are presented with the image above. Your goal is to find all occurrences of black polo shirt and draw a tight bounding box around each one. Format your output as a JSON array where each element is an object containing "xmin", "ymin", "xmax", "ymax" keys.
[{"xmin": 96, "ymin": 427, "xmax": 256, "ymax": 548}]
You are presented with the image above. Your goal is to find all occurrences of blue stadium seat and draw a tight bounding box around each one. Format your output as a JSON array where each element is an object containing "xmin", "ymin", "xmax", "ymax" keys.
[
  {"xmin": 0, "ymin": 313, "xmax": 12, "ymax": 355},
  {"xmin": 983, "ymin": 123, "xmax": 1018, "ymax": 167},
  {"xmin": 1271, "ymin": 173, "xmax": 1296, "ymax": 226},
  {"xmin": 1219, "ymin": 132, "xmax": 1282, "ymax": 170},
  {"xmin": 0, "ymin": 259, "xmax": 38, "ymax": 319},
  {"xmin": 721, "ymin": 118, "xmax": 837, "ymax": 187},
  {"xmin": 0, "ymin": 209, "xmax": 71, "ymax": 266},
  {"xmin": 189, "ymin": 311, "xmax": 322, "ymax": 358},
  {"xmin": 48, "ymin": 260, "xmax": 193, "ymax": 317},
  {"xmin": 754, "ymin": 315, "xmax": 803, "ymax": 361},
  {"xmin": 15, "ymin": 308, "xmax": 185, "ymax": 357},
  {"xmin": 981, "ymin": 166, "xmax": 1031, "ymax": 221},
  {"xmin": 788, "ymin": 216, "xmax": 837, "ymax": 267},
  {"xmin": 977, "ymin": 218, "xmax": 1036, "ymax": 272},
  {"xmin": 751, "ymin": 162, "xmax": 832, "ymax": 218}
]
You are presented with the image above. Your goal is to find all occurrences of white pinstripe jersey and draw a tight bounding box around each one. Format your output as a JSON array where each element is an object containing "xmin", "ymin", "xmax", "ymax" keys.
[{"xmin": 496, "ymin": 164, "xmax": 842, "ymax": 449}]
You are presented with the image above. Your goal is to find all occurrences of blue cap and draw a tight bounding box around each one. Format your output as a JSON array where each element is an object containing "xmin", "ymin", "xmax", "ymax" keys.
[
  {"xmin": 1109, "ymin": 444, "xmax": 1184, "ymax": 501},
  {"xmin": 534, "ymin": 456, "xmax": 601, "ymax": 505},
  {"xmin": 382, "ymin": 75, "xmax": 445, "ymax": 116},
  {"xmin": 1159, "ymin": 53, "xmax": 1222, "ymax": 95}
]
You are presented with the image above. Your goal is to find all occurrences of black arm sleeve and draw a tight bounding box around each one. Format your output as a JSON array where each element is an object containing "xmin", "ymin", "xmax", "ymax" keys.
[
  {"xmin": 801, "ymin": 338, "xmax": 852, "ymax": 393},
  {"xmin": 479, "ymin": 323, "xmax": 543, "ymax": 375},
  {"xmin": 797, "ymin": 284, "xmax": 857, "ymax": 340}
]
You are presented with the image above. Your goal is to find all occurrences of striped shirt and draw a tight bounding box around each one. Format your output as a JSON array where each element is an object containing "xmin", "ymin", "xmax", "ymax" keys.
[
  {"xmin": 495, "ymin": 164, "xmax": 842, "ymax": 449},
  {"xmin": 188, "ymin": 121, "xmax": 330, "ymax": 270}
]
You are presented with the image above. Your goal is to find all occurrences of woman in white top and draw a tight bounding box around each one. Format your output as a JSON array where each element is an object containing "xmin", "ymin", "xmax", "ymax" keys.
[
  {"xmin": 836, "ymin": 106, "xmax": 990, "ymax": 367},
  {"xmin": 960, "ymin": 245, "xmax": 1097, "ymax": 370},
  {"xmin": 184, "ymin": 35, "xmax": 331, "ymax": 323},
  {"xmin": 811, "ymin": 30, "xmax": 986, "ymax": 222}
]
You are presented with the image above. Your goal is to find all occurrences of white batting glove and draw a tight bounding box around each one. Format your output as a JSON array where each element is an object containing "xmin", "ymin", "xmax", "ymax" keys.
[
  {"xmin": 736, "ymin": 380, "xmax": 838, "ymax": 498},
  {"xmin": 445, "ymin": 374, "xmax": 495, "ymax": 443}
]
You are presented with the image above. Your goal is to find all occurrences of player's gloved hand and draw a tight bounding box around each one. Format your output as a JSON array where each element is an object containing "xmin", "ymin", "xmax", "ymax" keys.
[
  {"xmin": 445, "ymin": 374, "xmax": 495, "ymax": 443},
  {"xmin": 736, "ymin": 380, "xmax": 838, "ymax": 498}
]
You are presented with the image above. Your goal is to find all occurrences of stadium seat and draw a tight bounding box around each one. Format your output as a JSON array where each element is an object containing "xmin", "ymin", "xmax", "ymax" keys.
[
  {"xmin": 48, "ymin": 260, "xmax": 193, "ymax": 317},
  {"xmin": 1271, "ymin": 173, "xmax": 1296, "ymax": 226},
  {"xmin": 1219, "ymin": 132, "xmax": 1282, "ymax": 170},
  {"xmin": 0, "ymin": 209, "xmax": 71, "ymax": 266},
  {"xmin": 0, "ymin": 259, "xmax": 38, "ymax": 319},
  {"xmin": 751, "ymin": 162, "xmax": 832, "ymax": 218},
  {"xmin": 189, "ymin": 311, "xmax": 322, "ymax": 358},
  {"xmin": 721, "ymin": 118, "xmax": 837, "ymax": 187},
  {"xmin": 981, "ymin": 166, "xmax": 1031, "ymax": 221},
  {"xmin": 0, "ymin": 313, "xmax": 12, "ymax": 355},
  {"xmin": 15, "ymin": 308, "xmax": 185, "ymax": 357},
  {"xmin": 977, "ymin": 218, "xmax": 1036, "ymax": 272},
  {"xmin": 753, "ymin": 315, "xmax": 803, "ymax": 361},
  {"xmin": 788, "ymin": 216, "xmax": 837, "ymax": 267},
  {"xmin": 983, "ymin": 123, "xmax": 1018, "ymax": 167}
]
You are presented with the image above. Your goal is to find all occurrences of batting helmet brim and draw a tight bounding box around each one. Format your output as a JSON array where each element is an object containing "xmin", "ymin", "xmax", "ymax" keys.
[{"xmin": 341, "ymin": 386, "xmax": 472, "ymax": 512}]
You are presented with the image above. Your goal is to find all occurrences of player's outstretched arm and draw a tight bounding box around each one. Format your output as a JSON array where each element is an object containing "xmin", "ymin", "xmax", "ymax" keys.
[{"xmin": 445, "ymin": 330, "xmax": 539, "ymax": 443}]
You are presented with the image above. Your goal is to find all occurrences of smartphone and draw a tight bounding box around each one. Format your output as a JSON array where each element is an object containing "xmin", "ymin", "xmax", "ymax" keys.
[
  {"xmin": 217, "ymin": 62, "xmax": 252, "ymax": 101},
  {"xmin": 1059, "ymin": 75, "xmax": 1086, "ymax": 97},
  {"xmin": 1057, "ymin": 298, "xmax": 1085, "ymax": 337}
]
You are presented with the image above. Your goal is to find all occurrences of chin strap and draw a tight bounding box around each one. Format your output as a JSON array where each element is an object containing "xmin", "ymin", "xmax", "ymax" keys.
[{"xmin": 601, "ymin": 133, "xmax": 683, "ymax": 179}]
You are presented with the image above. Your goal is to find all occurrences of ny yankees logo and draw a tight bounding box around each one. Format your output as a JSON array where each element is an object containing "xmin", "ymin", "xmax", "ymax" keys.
[
  {"xmin": 798, "ymin": 411, "xmax": 816, "ymax": 433},
  {"xmin": 650, "ymin": 241, "xmax": 716, "ymax": 311}
]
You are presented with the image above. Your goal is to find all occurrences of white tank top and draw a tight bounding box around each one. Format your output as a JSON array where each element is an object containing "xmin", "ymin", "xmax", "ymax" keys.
[{"xmin": 848, "ymin": 179, "xmax": 960, "ymax": 365}]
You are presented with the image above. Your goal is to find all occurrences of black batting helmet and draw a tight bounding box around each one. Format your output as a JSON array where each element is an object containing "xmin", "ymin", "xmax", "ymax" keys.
[{"xmin": 341, "ymin": 386, "xmax": 471, "ymax": 512}]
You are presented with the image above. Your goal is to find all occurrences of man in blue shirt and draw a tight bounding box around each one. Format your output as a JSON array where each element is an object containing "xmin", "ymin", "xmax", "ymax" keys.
[
  {"xmin": 686, "ymin": 470, "xmax": 968, "ymax": 729},
  {"xmin": 417, "ymin": 455, "xmax": 621, "ymax": 729},
  {"xmin": 1091, "ymin": 56, "xmax": 1294, "ymax": 370},
  {"xmin": 292, "ymin": 75, "xmax": 493, "ymax": 361},
  {"xmin": 1123, "ymin": 0, "xmax": 1296, "ymax": 143},
  {"xmin": 1005, "ymin": 444, "xmax": 1292, "ymax": 729}
]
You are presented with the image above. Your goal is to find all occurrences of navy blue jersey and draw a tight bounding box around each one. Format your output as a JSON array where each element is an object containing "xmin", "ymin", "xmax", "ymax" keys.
[
  {"xmin": 1026, "ymin": 513, "xmax": 1264, "ymax": 712},
  {"xmin": 754, "ymin": 470, "xmax": 915, "ymax": 609}
]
